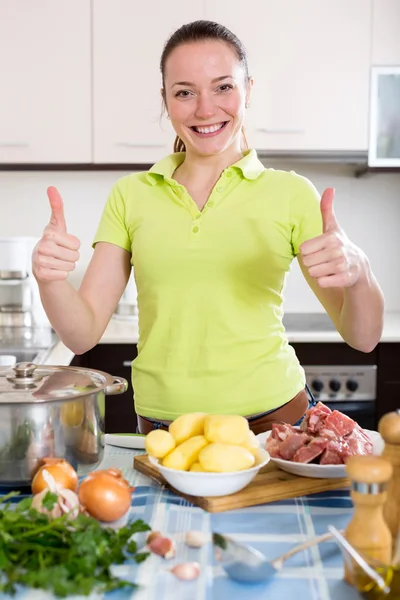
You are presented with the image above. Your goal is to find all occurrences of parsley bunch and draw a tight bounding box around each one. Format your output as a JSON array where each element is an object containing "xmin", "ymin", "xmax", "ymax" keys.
[{"xmin": 0, "ymin": 491, "xmax": 151, "ymax": 597}]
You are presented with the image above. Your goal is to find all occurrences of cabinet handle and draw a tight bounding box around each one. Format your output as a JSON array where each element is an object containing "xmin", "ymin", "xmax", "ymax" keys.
[
  {"xmin": 122, "ymin": 361, "xmax": 131, "ymax": 368},
  {"xmin": 115, "ymin": 142, "xmax": 166, "ymax": 148},
  {"xmin": 255, "ymin": 128, "xmax": 306, "ymax": 135},
  {"xmin": 0, "ymin": 142, "xmax": 29, "ymax": 147}
]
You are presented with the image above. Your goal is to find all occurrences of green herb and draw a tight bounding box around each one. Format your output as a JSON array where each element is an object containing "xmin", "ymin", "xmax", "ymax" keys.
[{"xmin": 0, "ymin": 493, "xmax": 151, "ymax": 597}]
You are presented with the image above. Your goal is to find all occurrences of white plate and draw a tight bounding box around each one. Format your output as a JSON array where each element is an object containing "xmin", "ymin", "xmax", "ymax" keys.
[
  {"xmin": 103, "ymin": 434, "xmax": 146, "ymax": 450},
  {"xmin": 256, "ymin": 429, "xmax": 384, "ymax": 479}
]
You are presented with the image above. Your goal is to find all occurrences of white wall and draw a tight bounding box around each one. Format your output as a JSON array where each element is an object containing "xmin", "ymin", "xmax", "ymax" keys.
[{"xmin": 0, "ymin": 161, "xmax": 399, "ymax": 313}]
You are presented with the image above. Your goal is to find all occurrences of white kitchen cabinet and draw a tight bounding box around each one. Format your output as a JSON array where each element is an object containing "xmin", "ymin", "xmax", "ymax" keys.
[
  {"xmin": 0, "ymin": 0, "xmax": 91, "ymax": 164},
  {"xmin": 92, "ymin": 1, "xmax": 204, "ymax": 164},
  {"xmin": 205, "ymin": 0, "xmax": 372, "ymax": 152},
  {"xmin": 372, "ymin": 0, "xmax": 400, "ymax": 65}
]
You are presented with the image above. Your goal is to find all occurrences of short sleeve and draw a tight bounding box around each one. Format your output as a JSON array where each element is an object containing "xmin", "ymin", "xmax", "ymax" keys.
[
  {"xmin": 92, "ymin": 180, "xmax": 131, "ymax": 252},
  {"xmin": 290, "ymin": 174, "xmax": 323, "ymax": 256}
]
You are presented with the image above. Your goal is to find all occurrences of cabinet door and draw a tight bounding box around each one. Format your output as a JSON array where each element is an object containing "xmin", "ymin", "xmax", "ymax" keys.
[
  {"xmin": 372, "ymin": 0, "xmax": 400, "ymax": 65},
  {"xmin": 0, "ymin": 0, "xmax": 91, "ymax": 163},
  {"xmin": 92, "ymin": 1, "xmax": 204, "ymax": 164},
  {"xmin": 205, "ymin": 0, "xmax": 371, "ymax": 151},
  {"xmin": 85, "ymin": 344, "xmax": 138, "ymax": 434}
]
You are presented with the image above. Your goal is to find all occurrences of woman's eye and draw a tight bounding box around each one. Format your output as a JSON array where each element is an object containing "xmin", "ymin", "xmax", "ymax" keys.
[
  {"xmin": 218, "ymin": 84, "xmax": 234, "ymax": 92},
  {"xmin": 175, "ymin": 90, "xmax": 192, "ymax": 98}
]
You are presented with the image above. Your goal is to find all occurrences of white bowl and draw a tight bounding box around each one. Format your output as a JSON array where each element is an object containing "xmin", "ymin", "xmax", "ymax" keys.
[
  {"xmin": 148, "ymin": 448, "xmax": 270, "ymax": 497},
  {"xmin": 256, "ymin": 429, "xmax": 384, "ymax": 479}
]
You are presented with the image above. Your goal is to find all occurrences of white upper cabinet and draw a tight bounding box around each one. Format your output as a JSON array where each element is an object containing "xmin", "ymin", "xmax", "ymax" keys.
[
  {"xmin": 372, "ymin": 0, "xmax": 400, "ymax": 64},
  {"xmin": 92, "ymin": 1, "xmax": 204, "ymax": 163},
  {"xmin": 205, "ymin": 0, "xmax": 372, "ymax": 151},
  {"xmin": 0, "ymin": 1, "xmax": 91, "ymax": 163}
]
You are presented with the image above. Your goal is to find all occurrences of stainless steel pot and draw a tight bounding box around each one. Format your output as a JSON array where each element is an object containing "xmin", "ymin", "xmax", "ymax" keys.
[{"xmin": 0, "ymin": 361, "xmax": 128, "ymax": 488}]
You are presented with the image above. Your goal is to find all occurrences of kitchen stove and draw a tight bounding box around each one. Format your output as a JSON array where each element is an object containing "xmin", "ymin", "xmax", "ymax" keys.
[{"xmin": 283, "ymin": 313, "xmax": 378, "ymax": 430}]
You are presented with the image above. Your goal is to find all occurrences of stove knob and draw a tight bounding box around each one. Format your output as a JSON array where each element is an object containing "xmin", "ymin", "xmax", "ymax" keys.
[
  {"xmin": 311, "ymin": 379, "xmax": 324, "ymax": 392},
  {"xmin": 329, "ymin": 379, "xmax": 341, "ymax": 392},
  {"xmin": 346, "ymin": 379, "xmax": 359, "ymax": 392}
]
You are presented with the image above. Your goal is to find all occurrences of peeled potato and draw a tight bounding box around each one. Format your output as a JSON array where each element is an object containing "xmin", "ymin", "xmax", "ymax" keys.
[
  {"xmin": 189, "ymin": 462, "xmax": 205, "ymax": 472},
  {"xmin": 162, "ymin": 435, "xmax": 208, "ymax": 471},
  {"xmin": 199, "ymin": 442, "xmax": 255, "ymax": 472},
  {"xmin": 241, "ymin": 430, "xmax": 261, "ymax": 457},
  {"xmin": 145, "ymin": 429, "xmax": 176, "ymax": 459},
  {"xmin": 168, "ymin": 413, "xmax": 207, "ymax": 445},
  {"xmin": 204, "ymin": 415, "xmax": 249, "ymax": 445}
]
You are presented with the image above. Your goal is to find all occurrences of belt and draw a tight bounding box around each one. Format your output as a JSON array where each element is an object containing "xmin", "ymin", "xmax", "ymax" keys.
[{"xmin": 137, "ymin": 388, "xmax": 309, "ymax": 436}]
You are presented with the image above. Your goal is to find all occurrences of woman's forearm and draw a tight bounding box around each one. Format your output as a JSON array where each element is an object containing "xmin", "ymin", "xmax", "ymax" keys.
[
  {"xmin": 38, "ymin": 280, "xmax": 99, "ymax": 354},
  {"xmin": 339, "ymin": 253, "xmax": 384, "ymax": 353}
]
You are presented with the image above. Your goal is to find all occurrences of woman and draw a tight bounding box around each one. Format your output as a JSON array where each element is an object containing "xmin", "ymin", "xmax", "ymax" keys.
[{"xmin": 32, "ymin": 21, "xmax": 384, "ymax": 435}]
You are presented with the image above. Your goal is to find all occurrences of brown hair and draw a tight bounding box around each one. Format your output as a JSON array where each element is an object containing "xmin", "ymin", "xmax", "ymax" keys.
[{"xmin": 160, "ymin": 20, "xmax": 250, "ymax": 153}]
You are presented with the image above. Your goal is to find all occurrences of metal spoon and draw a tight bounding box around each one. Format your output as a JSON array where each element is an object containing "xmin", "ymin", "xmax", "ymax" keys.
[{"xmin": 212, "ymin": 529, "xmax": 338, "ymax": 584}]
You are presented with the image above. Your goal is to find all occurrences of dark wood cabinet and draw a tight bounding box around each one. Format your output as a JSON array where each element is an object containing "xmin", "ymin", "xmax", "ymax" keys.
[
  {"xmin": 72, "ymin": 344, "xmax": 138, "ymax": 433},
  {"xmin": 290, "ymin": 342, "xmax": 377, "ymax": 365},
  {"xmin": 377, "ymin": 343, "xmax": 400, "ymax": 420}
]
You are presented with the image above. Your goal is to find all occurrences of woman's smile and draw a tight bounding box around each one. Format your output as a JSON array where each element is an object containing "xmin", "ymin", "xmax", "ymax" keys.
[{"xmin": 190, "ymin": 121, "xmax": 229, "ymax": 137}]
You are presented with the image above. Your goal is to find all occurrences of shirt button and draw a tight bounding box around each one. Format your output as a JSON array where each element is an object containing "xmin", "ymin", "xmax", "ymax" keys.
[
  {"xmin": 225, "ymin": 171, "xmax": 232, "ymax": 178},
  {"xmin": 216, "ymin": 187, "xmax": 223, "ymax": 192},
  {"xmin": 192, "ymin": 226, "xmax": 199, "ymax": 233},
  {"xmin": 208, "ymin": 201, "xmax": 214, "ymax": 207}
]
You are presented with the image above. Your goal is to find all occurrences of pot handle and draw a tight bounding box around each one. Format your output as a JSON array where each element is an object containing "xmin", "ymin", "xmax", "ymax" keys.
[{"xmin": 105, "ymin": 376, "xmax": 129, "ymax": 395}]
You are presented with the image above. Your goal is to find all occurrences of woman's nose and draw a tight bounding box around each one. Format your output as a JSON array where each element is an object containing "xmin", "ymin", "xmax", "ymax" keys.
[{"xmin": 195, "ymin": 94, "xmax": 216, "ymax": 119}]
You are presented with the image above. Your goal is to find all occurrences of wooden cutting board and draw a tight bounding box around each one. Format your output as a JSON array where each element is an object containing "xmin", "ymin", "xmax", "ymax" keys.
[{"xmin": 134, "ymin": 454, "xmax": 350, "ymax": 513}]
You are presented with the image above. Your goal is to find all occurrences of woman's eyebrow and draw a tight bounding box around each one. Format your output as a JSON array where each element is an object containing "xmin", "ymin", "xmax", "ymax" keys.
[{"xmin": 171, "ymin": 75, "xmax": 234, "ymax": 88}]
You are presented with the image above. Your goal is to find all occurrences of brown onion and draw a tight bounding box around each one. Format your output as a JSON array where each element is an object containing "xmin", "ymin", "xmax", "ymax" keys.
[
  {"xmin": 31, "ymin": 458, "xmax": 78, "ymax": 495},
  {"xmin": 78, "ymin": 468, "xmax": 133, "ymax": 522}
]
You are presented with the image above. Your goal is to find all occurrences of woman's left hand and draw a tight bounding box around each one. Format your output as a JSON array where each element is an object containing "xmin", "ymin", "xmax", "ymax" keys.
[{"xmin": 300, "ymin": 188, "xmax": 364, "ymax": 288}]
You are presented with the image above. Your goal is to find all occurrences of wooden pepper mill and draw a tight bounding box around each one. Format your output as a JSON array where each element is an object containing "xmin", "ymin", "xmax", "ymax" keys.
[
  {"xmin": 379, "ymin": 410, "xmax": 400, "ymax": 550},
  {"xmin": 344, "ymin": 455, "xmax": 393, "ymax": 585}
]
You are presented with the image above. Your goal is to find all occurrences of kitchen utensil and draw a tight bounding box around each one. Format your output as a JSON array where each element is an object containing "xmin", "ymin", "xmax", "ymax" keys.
[
  {"xmin": 379, "ymin": 411, "xmax": 400, "ymax": 546},
  {"xmin": 104, "ymin": 433, "xmax": 146, "ymax": 449},
  {"xmin": 344, "ymin": 455, "xmax": 393, "ymax": 583},
  {"xmin": 257, "ymin": 429, "xmax": 384, "ymax": 479},
  {"xmin": 212, "ymin": 530, "xmax": 338, "ymax": 583},
  {"xmin": 328, "ymin": 526, "xmax": 392, "ymax": 596},
  {"xmin": 0, "ymin": 305, "xmax": 33, "ymax": 327},
  {"xmin": 134, "ymin": 454, "xmax": 349, "ymax": 512},
  {"xmin": 147, "ymin": 448, "xmax": 270, "ymax": 497},
  {"xmin": 0, "ymin": 361, "xmax": 128, "ymax": 487}
]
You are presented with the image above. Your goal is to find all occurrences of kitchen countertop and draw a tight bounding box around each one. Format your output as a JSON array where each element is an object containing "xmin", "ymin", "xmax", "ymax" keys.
[
  {"xmin": 0, "ymin": 444, "xmax": 360, "ymax": 600},
  {"xmin": 42, "ymin": 311, "xmax": 400, "ymax": 367}
]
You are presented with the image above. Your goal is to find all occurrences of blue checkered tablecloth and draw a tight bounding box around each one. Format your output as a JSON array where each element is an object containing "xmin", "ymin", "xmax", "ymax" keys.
[{"xmin": 0, "ymin": 445, "xmax": 362, "ymax": 600}]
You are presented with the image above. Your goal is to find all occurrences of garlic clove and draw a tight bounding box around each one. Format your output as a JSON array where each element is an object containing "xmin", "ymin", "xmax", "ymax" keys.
[
  {"xmin": 146, "ymin": 531, "xmax": 162, "ymax": 545},
  {"xmin": 148, "ymin": 535, "xmax": 176, "ymax": 559},
  {"xmin": 185, "ymin": 530, "xmax": 209, "ymax": 548},
  {"xmin": 170, "ymin": 562, "xmax": 201, "ymax": 580},
  {"xmin": 58, "ymin": 488, "xmax": 80, "ymax": 520}
]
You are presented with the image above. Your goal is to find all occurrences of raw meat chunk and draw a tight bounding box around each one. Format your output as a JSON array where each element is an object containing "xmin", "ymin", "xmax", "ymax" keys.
[{"xmin": 264, "ymin": 402, "xmax": 373, "ymax": 466}]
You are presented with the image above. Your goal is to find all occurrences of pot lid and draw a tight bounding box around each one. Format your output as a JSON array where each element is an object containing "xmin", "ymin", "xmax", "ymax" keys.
[{"xmin": 0, "ymin": 362, "xmax": 115, "ymax": 404}]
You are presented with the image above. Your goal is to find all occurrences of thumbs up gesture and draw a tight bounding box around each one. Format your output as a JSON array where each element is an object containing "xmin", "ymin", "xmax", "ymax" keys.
[
  {"xmin": 32, "ymin": 187, "xmax": 81, "ymax": 282},
  {"xmin": 299, "ymin": 188, "xmax": 362, "ymax": 288}
]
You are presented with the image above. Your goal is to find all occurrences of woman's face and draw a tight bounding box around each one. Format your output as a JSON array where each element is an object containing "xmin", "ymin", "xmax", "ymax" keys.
[{"xmin": 163, "ymin": 40, "xmax": 252, "ymax": 158}]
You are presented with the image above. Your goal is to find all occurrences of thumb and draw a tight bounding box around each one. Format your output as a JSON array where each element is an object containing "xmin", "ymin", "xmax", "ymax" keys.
[
  {"xmin": 320, "ymin": 188, "xmax": 337, "ymax": 233},
  {"xmin": 47, "ymin": 186, "xmax": 67, "ymax": 233}
]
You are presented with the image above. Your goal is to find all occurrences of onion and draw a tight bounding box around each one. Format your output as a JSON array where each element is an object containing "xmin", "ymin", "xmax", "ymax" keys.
[
  {"xmin": 31, "ymin": 458, "xmax": 78, "ymax": 495},
  {"xmin": 78, "ymin": 468, "xmax": 133, "ymax": 522}
]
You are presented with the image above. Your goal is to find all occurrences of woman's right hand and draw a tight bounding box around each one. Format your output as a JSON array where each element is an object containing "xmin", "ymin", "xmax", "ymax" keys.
[{"xmin": 32, "ymin": 187, "xmax": 81, "ymax": 282}]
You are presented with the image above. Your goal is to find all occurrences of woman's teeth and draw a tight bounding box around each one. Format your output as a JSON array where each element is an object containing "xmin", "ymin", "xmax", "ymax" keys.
[{"xmin": 192, "ymin": 122, "xmax": 226, "ymax": 134}]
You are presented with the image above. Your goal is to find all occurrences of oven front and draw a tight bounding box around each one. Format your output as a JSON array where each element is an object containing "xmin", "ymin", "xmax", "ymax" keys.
[{"xmin": 304, "ymin": 365, "xmax": 377, "ymax": 431}]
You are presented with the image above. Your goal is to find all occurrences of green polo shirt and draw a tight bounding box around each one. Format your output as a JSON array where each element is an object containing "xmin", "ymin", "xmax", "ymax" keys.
[{"xmin": 93, "ymin": 150, "xmax": 322, "ymax": 420}]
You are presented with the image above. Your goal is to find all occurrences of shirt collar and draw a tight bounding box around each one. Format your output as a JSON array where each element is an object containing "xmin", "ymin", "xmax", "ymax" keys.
[{"xmin": 146, "ymin": 149, "xmax": 264, "ymax": 185}]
